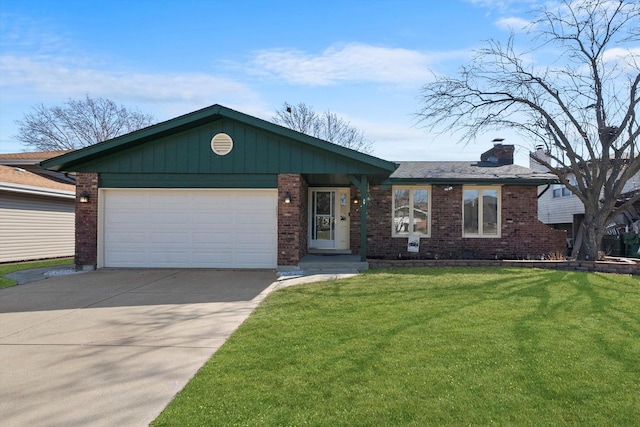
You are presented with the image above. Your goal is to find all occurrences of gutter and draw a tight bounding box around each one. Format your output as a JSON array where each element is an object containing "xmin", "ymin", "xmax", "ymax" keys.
[{"xmin": 0, "ymin": 182, "xmax": 75, "ymax": 199}]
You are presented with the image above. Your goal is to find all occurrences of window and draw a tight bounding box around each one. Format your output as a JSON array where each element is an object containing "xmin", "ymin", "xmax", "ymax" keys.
[
  {"xmin": 552, "ymin": 184, "xmax": 572, "ymax": 198},
  {"xmin": 393, "ymin": 187, "xmax": 430, "ymax": 237},
  {"xmin": 463, "ymin": 186, "xmax": 500, "ymax": 237}
]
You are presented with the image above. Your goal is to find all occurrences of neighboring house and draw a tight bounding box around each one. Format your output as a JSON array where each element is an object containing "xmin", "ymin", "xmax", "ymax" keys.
[
  {"xmin": 41, "ymin": 104, "xmax": 565, "ymax": 270},
  {"xmin": 0, "ymin": 151, "xmax": 75, "ymax": 263},
  {"xmin": 531, "ymin": 147, "xmax": 640, "ymax": 253}
]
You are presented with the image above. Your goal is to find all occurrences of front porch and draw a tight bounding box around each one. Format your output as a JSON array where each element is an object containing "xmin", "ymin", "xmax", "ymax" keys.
[
  {"xmin": 277, "ymin": 173, "xmax": 383, "ymax": 270},
  {"xmin": 294, "ymin": 254, "xmax": 369, "ymax": 273}
]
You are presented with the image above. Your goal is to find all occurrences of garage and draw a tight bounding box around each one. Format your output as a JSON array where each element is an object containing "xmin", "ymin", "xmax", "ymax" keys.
[{"xmin": 102, "ymin": 189, "xmax": 277, "ymax": 268}]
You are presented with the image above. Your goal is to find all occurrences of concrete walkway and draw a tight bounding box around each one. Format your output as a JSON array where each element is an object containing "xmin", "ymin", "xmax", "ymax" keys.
[{"xmin": 0, "ymin": 268, "xmax": 356, "ymax": 427}]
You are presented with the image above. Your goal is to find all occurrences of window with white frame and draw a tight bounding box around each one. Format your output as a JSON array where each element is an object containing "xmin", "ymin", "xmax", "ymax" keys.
[
  {"xmin": 553, "ymin": 177, "xmax": 576, "ymax": 198},
  {"xmin": 392, "ymin": 186, "xmax": 430, "ymax": 237},
  {"xmin": 552, "ymin": 184, "xmax": 572, "ymax": 198},
  {"xmin": 463, "ymin": 186, "xmax": 501, "ymax": 237}
]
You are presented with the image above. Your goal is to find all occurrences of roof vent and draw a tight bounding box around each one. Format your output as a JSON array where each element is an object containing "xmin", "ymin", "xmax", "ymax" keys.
[{"xmin": 211, "ymin": 133, "xmax": 233, "ymax": 156}]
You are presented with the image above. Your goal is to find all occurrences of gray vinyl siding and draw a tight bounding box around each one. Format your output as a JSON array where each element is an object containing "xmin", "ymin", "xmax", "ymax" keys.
[
  {"xmin": 0, "ymin": 192, "xmax": 74, "ymax": 263},
  {"xmin": 537, "ymin": 171, "xmax": 640, "ymax": 225},
  {"xmin": 537, "ymin": 187, "xmax": 584, "ymax": 224}
]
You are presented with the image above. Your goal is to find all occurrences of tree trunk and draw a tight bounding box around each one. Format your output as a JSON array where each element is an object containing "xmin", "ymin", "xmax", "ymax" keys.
[{"xmin": 576, "ymin": 214, "xmax": 606, "ymax": 260}]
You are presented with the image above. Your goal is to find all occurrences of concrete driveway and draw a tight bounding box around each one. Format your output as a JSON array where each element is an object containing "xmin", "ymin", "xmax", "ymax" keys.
[{"xmin": 0, "ymin": 268, "xmax": 280, "ymax": 427}]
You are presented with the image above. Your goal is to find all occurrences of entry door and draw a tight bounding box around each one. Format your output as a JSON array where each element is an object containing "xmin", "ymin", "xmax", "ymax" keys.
[{"xmin": 309, "ymin": 188, "xmax": 350, "ymax": 250}]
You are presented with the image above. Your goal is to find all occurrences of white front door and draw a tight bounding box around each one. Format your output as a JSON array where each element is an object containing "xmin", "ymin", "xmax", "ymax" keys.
[{"xmin": 309, "ymin": 188, "xmax": 350, "ymax": 250}]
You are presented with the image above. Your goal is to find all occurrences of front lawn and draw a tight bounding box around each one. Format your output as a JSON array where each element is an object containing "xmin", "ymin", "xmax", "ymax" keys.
[
  {"xmin": 153, "ymin": 267, "xmax": 640, "ymax": 426},
  {"xmin": 0, "ymin": 258, "xmax": 73, "ymax": 289}
]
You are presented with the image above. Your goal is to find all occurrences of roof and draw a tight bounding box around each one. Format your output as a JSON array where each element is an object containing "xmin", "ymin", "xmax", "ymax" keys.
[
  {"xmin": 0, "ymin": 165, "xmax": 75, "ymax": 197},
  {"xmin": 388, "ymin": 161, "xmax": 559, "ymax": 185},
  {"xmin": 0, "ymin": 151, "xmax": 72, "ymax": 165},
  {"xmin": 41, "ymin": 104, "xmax": 397, "ymax": 174}
]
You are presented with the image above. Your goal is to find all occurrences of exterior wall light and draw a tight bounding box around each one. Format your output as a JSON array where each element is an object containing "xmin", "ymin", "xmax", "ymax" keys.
[
  {"xmin": 79, "ymin": 191, "xmax": 90, "ymax": 203},
  {"xmin": 352, "ymin": 195, "xmax": 360, "ymax": 205},
  {"xmin": 284, "ymin": 192, "xmax": 291, "ymax": 204}
]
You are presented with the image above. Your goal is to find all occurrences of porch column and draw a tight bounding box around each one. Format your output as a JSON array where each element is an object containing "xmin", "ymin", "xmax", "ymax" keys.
[
  {"xmin": 75, "ymin": 173, "xmax": 99, "ymax": 270},
  {"xmin": 277, "ymin": 174, "xmax": 307, "ymax": 268},
  {"xmin": 349, "ymin": 174, "xmax": 368, "ymax": 262}
]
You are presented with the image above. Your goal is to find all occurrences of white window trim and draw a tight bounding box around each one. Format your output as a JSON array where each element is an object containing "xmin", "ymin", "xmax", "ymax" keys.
[
  {"xmin": 462, "ymin": 185, "xmax": 501, "ymax": 238},
  {"xmin": 392, "ymin": 186, "xmax": 431, "ymax": 238}
]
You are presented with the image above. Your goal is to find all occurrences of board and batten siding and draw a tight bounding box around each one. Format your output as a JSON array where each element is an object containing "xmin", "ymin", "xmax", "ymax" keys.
[{"xmin": 0, "ymin": 192, "xmax": 75, "ymax": 263}]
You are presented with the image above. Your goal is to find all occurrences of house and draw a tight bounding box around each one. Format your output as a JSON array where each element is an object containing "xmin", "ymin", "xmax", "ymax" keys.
[
  {"xmin": 41, "ymin": 105, "xmax": 565, "ymax": 270},
  {"xmin": 531, "ymin": 146, "xmax": 640, "ymax": 255},
  {"xmin": 0, "ymin": 151, "xmax": 75, "ymax": 263}
]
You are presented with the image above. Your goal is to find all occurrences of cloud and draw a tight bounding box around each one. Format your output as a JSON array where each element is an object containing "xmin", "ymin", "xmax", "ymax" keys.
[
  {"xmin": 250, "ymin": 43, "xmax": 463, "ymax": 86},
  {"xmin": 495, "ymin": 16, "xmax": 532, "ymax": 31},
  {"xmin": 0, "ymin": 54, "xmax": 264, "ymax": 116},
  {"xmin": 601, "ymin": 47, "xmax": 640, "ymax": 74},
  {"xmin": 464, "ymin": 0, "xmax": 541, "ymax": 13},
  {"xmin": 603, "ymin": 47, "xmax": 640, "ymax": 63}
]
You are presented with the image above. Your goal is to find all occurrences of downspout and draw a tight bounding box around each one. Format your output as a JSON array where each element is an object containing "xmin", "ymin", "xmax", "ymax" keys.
[{"xmin": 538, "ymin": 184, "xmax": 551, "ymax": 199}]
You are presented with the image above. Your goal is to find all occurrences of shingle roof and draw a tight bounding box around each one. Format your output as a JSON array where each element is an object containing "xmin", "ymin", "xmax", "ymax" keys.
[
  {"xmin": 0, "ymin": 165, "xmax": 75, "ymax": 192},
  {"xmin": 0, "ymin": 150, "xmax": 71, "ymax": 162},
  {"xmin": 389, "ymin": 161, "xmax": 558, "ymax": 184}
]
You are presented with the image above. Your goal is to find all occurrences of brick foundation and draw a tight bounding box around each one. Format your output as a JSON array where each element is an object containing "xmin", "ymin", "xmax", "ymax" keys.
[
  {"xmin": 363, "ymin": 184, "xmax": 566, "ymax": 260},
  {"xmin": 368, "ymin": 259, "xmax": 640, "ymax": 275},
  {"xmin": 75, "ymin": 173, "xmax": 99, "ymax": 269},
  {"xmin": 277, "ymin": 174, "xmax": 308, "ymax": 267}
]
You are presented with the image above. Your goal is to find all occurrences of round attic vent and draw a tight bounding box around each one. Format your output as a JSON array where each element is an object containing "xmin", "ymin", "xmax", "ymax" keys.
[{"xmin": 211, "ymin": 133, "xmax": 233, "ymax": 155}]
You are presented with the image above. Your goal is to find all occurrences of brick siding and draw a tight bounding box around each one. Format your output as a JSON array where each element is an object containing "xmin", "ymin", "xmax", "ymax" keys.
[
  {"xmin": 73, "ymin": 173, "xmax": 565, "ymax": 268},
  {"xmin": 349, "ymin": 184, "xmax": 363, "ymax": 253},
  {"xmin": 75, "ymin": 173, "xmax": 99, "ymax": 269},
  {"xmin": 277, "ymin": 174, "xmax": 308, "ymax": 266},
  {"xmin": 362, "ymin": 184, "xmax": 566, "ymax": 260}
]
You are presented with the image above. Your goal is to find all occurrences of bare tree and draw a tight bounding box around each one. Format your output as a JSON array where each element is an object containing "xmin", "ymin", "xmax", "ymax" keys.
[
  {"xmin": 273, "ymin": 102, "xmax": 374, "ymax": 154},
  {"xmin": 417, "ymin": 0, "xmax": 640, "ymax": 260},
  {"xmin": 15, "ymin": 95, "xmax": 155, "ymax": 150}
]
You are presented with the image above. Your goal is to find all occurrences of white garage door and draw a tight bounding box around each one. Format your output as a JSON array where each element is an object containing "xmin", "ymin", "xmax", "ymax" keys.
[{"xmin": 102, "ymin": 189, "xmax": 277, "ymax": 268}]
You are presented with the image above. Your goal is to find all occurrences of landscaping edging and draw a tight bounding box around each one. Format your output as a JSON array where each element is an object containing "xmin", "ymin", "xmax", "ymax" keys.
[{"xmin": 368, "ymin": 258, "xmax": 640, "ymax": 275}]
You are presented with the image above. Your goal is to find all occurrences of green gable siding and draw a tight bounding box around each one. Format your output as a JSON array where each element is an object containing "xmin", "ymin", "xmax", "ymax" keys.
[
  {"xmin": 72, "ymin": 119, "xmax": 391, "ymax": 176},
  {"xmin": 41, "ymin": 104, "xmax": 398, "ymax": 191}
]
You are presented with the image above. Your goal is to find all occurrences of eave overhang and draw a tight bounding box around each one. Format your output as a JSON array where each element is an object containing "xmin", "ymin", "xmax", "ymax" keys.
[{"xmin": 0, "ymin": 182, "xmax": 75, "ymax": 199}]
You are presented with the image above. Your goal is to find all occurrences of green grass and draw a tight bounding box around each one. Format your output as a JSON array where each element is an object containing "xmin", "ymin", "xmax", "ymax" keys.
[
  {"xmin": 0, "ymin": 258, "xmax": 73, "ymax": 289},
  {"xmin": 152, "ymin": 267, "xmax": 640, "ymax": 426}
]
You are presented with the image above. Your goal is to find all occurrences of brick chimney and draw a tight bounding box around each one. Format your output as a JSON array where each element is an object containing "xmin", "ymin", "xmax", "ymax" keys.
[{"xmin": 480, "ymin": 139, "xmax": 514, "ymax": 165}]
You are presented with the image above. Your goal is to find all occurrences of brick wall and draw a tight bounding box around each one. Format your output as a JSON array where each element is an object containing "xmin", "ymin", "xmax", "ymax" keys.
[
  {"xmin": 277, "ymin": 174, "xmax": 308, "ymax": 266},
  {"xmin": 368, "ymin": 259, "xmax": 639, "ymax": 275},
  {"xmin": 350, "ymin": 184, "xmax": 362, "ymax": 253},
  {"xmin": 363, "ymin": 184, "xmax": 566, "ymax": 260},
  {"xmin": 481, "ymin": 143, "xmax": 514, "ymax": 165},
  {"xmin": 75, "ymin": 173, "xmax": 99, "ymax": 269}
]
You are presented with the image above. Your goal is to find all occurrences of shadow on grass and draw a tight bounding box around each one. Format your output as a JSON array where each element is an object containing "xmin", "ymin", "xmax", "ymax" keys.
[
  {"xmin": 286, "ymin": 267, "xmax": 640, "ymax": 406},
  {"xmin": 153, "ymin": 267, "xmax": 640, "ymax": 426}
]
